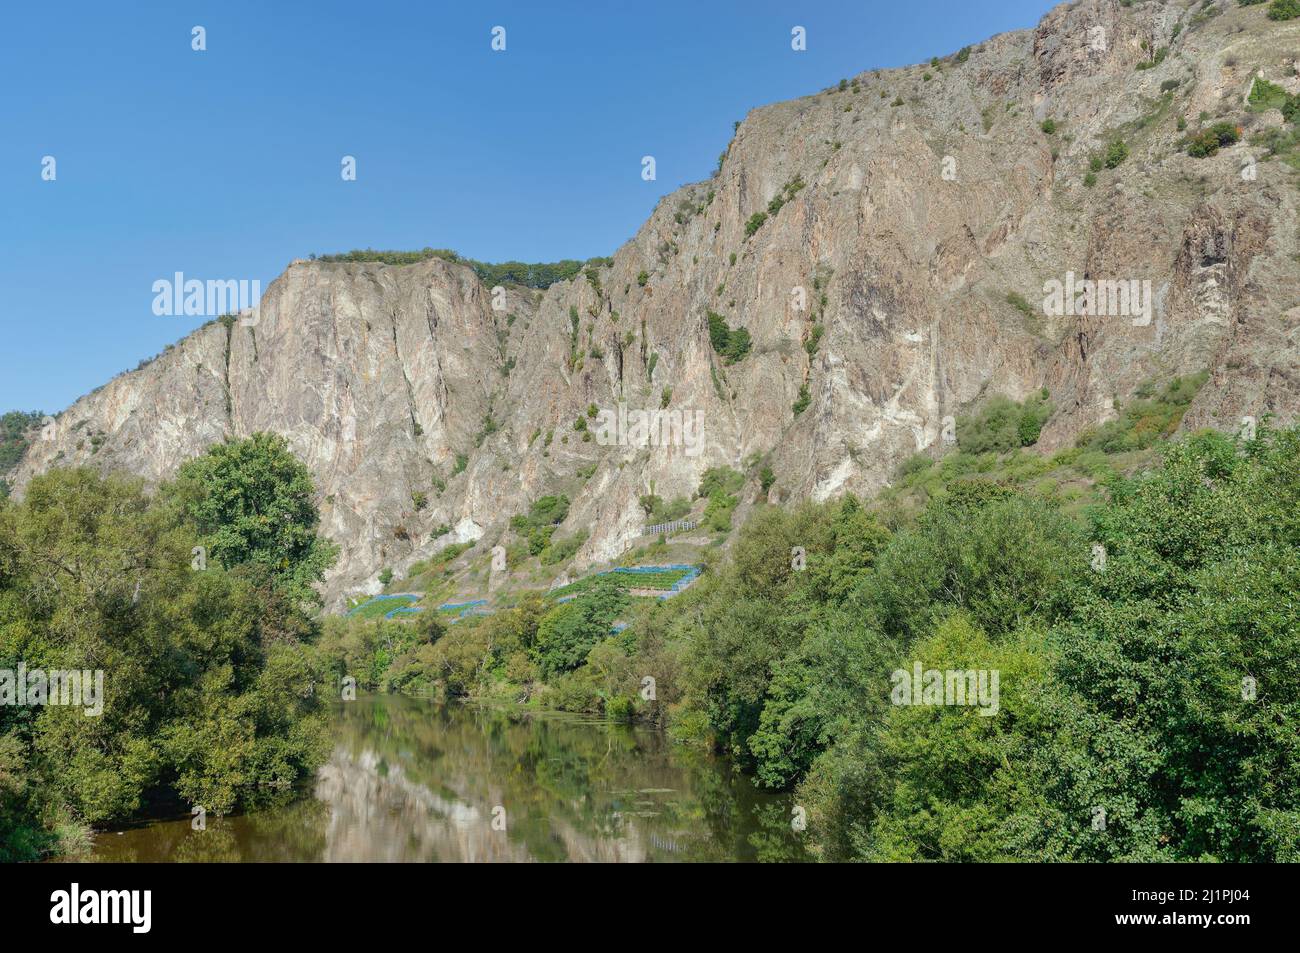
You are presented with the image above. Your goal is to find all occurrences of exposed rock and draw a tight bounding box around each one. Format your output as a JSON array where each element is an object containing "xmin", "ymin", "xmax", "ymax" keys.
[{"xmin": 14, "ymin": 0, "xmax": 1299, "ymax": 607}]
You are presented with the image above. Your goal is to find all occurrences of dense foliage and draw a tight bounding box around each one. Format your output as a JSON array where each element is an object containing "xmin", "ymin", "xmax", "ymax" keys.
[
  {"xmin": 510, "ymin": 494, "xmax": 571, "ymax": 556},
  {"xmin": 679, "ymin": 424, "xmax": 1300, "ymax": 861},
  {"xmin": 697, "ymin": 465, "xmax": 744, "ymax": 531},
  {"xmin": 1075, "ymin": 372, "xmax": 1208, "ymax": 454},
  {"xmin": 333, "ymin": 417, "xmax": 1300, "ymax": 862},
  {"xmin": 956, "ymin": 390, "xmax": 1053, "ymax": 454},
  {"xmin": 706, "ymin": 311, "xmax": 752, "ymax": 364},
  {"xmin": 169, "ymin": 433, "xmax": 338, "ymax": 607},
  {"xmin": 0, "ymin": 437, "xmax": 335, "ymax": 860}
]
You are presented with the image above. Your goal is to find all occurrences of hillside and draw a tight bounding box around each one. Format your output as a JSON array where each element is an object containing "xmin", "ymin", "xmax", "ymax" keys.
[{"xmin": 11, "ymin": 0, "xmax": 1300, "ymax": 609}]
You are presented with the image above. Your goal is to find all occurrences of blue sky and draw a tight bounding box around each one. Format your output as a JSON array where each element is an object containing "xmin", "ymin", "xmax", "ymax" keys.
[{"xmin": 0, "ymin": 0, "xmax": 1057, "ymax": 413}]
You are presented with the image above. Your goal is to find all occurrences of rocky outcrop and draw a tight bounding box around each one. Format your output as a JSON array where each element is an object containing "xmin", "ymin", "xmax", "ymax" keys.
[{"xmin": 14, "ymin": 0, "xmax": 1300, "ymax": 607}]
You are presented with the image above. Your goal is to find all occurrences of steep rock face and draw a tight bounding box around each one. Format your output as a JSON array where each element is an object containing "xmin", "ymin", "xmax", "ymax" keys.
[{"xmin": 15, "ymin": 0, "xmax": 1300, "ymax": 607}]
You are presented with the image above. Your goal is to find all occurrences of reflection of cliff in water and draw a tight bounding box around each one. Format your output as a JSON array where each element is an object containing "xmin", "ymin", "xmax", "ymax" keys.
[
  {"xmin": 317, "ymin": 697, "xmax": 804, "ymax": 862},
  {"xmin": 81, "ymin": 695, "xmax": 807, "ymax": 863}
]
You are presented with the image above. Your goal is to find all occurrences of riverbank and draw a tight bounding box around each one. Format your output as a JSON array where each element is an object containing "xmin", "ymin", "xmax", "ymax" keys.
[{"xmin": 75, "ymin": 695, "xmax": 807, "ymax": 863}]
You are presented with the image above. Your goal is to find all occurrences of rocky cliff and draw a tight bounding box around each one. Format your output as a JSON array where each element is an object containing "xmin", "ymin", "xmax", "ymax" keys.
[{"xmin": 15, "ymin": 0, "xmax": 1300, "ymax": 608}]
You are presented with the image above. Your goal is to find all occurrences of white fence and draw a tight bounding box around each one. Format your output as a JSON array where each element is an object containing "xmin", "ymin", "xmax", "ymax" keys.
[{"xmin": 642, "ymin": 519, "xmax": 697, "ymax": 537}]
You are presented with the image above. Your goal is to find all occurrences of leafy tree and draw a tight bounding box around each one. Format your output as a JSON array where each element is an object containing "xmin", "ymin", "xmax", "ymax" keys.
[
  {"xmin": 534, "ymin": 579, "xmax": 628, "ymax": 678},
  {"xmin": 856, "ymin": 615, "xmax": 1059, "ymax": 861},
  {"xmin": 863, "ymin": 483, "xmax": 1081, "ymax": 644},
  {"xmin": 169, "ymin": 433, "xmax": 337, "ymax": 606},
  {"xmin": 800, "ymin": 425, "xmax": 1300, "ymax": 862},
  {"xmin": 1044, "ymin": 428, "xmax": 1300, "ymax": 861},
  {"xmin": 679, "ymin": 498, "xmax": 890, "ymax": 782},
  {"xmin": 1, "ymin": 467, "xmax": 329, "ymax": 859}
]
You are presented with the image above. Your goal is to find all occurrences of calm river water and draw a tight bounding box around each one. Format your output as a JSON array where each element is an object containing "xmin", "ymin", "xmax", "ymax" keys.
[{"xmin": 82, "ymin": 694, "xmax": 809, "ymax": 862}]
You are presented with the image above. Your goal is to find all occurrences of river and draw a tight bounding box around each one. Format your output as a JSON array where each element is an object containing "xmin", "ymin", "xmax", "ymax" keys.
[{"xmin": 81, "ymin": 694, "xmax": 810, "ymax": 862}]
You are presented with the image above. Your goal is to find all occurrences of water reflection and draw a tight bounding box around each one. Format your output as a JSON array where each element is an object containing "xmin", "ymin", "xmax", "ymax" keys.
[{"xmin": 83, "ymin": 695, "xmax": 808, "ymax": 863}]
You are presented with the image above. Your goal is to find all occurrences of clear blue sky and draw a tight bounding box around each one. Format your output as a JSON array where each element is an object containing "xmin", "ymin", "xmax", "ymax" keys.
[{"xmin": 0, "ymin": 0, "xmax": 1057, "ymax": 413}]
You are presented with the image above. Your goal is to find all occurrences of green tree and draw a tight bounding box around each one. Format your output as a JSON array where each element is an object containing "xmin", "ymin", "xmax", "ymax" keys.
[
  {"xmin": 169, "ymin": 433, "xmax": 337, "ymax": 606},
  {"xmin": 1, "ymin": 467, "xmax": 329, "ymax": 859},
  {"xmin": 534, "ymin": 579, "xmax": 628, "ymax": 678}
]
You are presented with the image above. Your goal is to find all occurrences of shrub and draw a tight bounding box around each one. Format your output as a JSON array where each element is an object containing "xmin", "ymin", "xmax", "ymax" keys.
[
  {"xmin": 1248, "ymin": 76, "xmax": 1300, "ymax": 121},
  {"xmin": 540, "ymin": 529, "xmax": 588, "ymax": 566},
  {"xmin": 1186, "ymin": 122, "xmax": 1240, "ymax": 157},
  {"xmin": 1074, "ymin": 372, "xmax": 1208, "ymax": 454},
  {"xmin": 956, "ymin": 390, "xmax": 1053, "ymax": 454},
  {"xmin": 792, "ymin": 384, "xmax": 811, "ymax": 416},
  {"xmin": 1006, "ymin": 292, "xmax": 1036, "ymax": 318},
  {"xmin": 1104, "ymin": 139, "xmax": 1129, "ymax": 168},
  {"xmin": 1135, "ymin": 47, "xmax": 1167, "ymax": 71},
  {"xmin": 744, "ymin": 212, "xmax": 768, "ymax": 238},
  {"xmin": 510, "ymin": 495, "xmax": 570, "ymax": 556},
  {"xmin": 706, "ymin": 311, "xmax": 752, "ymax": 364},
  {"xmin": 804, "ymin": 324, "xmax": 824, "ymax": 356}
]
